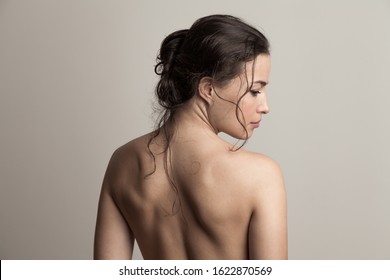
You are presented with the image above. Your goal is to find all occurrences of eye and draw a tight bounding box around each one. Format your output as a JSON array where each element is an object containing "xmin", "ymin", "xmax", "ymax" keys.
[{"xmin": 250, "ymin": 89, "xmax": 262, "ymax": 96}]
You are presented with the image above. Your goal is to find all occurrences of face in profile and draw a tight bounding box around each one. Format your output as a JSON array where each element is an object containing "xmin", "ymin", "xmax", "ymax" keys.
[{"xmin": 210, "ymin": 54, "xmax": 271, "ymax": 140}]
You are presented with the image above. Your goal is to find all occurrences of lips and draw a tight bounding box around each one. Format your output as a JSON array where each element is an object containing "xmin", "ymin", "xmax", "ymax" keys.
[{"xmin": 250, "ymin": 120, "xmax": 261, "ymax": 127}]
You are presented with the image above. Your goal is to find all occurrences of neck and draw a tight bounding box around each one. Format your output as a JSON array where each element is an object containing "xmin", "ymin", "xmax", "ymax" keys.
[
  {"xmin": 172, "ymin": 96, "xmax": 216, "ymax": 132},
  {"xmin": 156, "ymin": 96, "xmax": 239, "ymax": 152}
]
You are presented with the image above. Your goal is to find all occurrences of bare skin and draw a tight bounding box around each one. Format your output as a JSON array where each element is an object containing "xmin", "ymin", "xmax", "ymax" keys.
[{"xmin": 94, "ymin": 55, "xmax": 287, "ymax": 259}]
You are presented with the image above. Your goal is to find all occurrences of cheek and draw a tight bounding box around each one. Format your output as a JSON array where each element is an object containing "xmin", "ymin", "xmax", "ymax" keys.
[{"xmin": 239, "ymin": 99, "xmax": 254, "ymax": 117}]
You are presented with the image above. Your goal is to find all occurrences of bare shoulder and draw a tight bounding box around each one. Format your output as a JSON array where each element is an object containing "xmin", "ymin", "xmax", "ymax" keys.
[
  {"xmin": 208, "ymin": 148, "xmax": 285, "ymax": 209},
  {"xmin": 230, "ymin": 149, "xmax": 284, "ymax": 192},
  {"xmin": 242, "ymin": 150, "xmax": 282, "ymax": 172},
  {"xmin": 95, "ymin": 134, "xmax": 151, "ymax": 260},
  {"xmin": 245, "ymin": 151, "xmax": 285, "ymax": 208},
  {"xmin": 111, "ymin": 133, "xmax": 151, "ymax": 161},
  {"xmin": 237, "ymin": 150, "xmax": 287, "ymax": 259},
  {"xmin": 103, "ymin": 133, "xmax": 153, "ymax": 189},
  {"xmin": 249, "ymin": 151, "xmax": 284, "ymax": 187}
]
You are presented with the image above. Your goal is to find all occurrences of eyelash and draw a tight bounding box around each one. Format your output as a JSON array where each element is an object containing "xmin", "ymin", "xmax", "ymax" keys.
[{"xmin": 250, "ymin": 90, "xmax": 262, "ymax": 96}]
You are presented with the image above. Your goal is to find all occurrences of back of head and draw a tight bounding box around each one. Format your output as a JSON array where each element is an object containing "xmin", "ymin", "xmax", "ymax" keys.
[{"xmin": 155, "ymin": 14, "xmax": 270, "ymax": 115}]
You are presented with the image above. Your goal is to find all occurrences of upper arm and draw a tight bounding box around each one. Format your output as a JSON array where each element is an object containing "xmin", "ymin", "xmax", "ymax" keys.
[
  {"xmin": 248, "ymin": 158, "xmax": 288, "ymax": 259},
  {"xmin": 94, "ymin": 154, "xmax": 134, "ymax": 260}
]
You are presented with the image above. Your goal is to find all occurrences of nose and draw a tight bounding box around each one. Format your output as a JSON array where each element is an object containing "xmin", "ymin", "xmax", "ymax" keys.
[{"xmin": 257, "ymin": 94, "xmax": 270, "ymax": 114}]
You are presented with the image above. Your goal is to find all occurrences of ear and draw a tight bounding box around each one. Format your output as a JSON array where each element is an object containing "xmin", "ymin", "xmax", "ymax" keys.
[{"xmin": 198, "ymin": 77, "xmax": 214, "ymax": 105}]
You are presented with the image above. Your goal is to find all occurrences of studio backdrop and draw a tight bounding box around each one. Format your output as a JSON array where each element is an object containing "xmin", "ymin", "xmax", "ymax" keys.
[{"xmin": 0, "ymin": 0, "xmax": 389, "ymax": 259}]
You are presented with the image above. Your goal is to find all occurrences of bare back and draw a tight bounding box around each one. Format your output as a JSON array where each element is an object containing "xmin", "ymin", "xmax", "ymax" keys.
[{"xmin": 94, "ymin": 129, "xmax": 287, "ymax": 259}]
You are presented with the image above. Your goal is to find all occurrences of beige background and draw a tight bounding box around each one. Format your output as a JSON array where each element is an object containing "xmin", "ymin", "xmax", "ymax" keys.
[{"xmin": 1, "ymin": 0, "xmax": 389, "ymax": 259}]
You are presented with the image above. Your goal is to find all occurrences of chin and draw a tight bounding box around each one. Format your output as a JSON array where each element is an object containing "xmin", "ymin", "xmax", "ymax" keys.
[
  {"xmin": 240, "ymin": 129, "xmax": 253, "ymax": 140},
  {"xmin": 241, "ymin": 134, "xmax": 253, "ymax": 140},
  {"xmin": 227, "ymin": 130, "xmax": 253, "ymax": 140}
]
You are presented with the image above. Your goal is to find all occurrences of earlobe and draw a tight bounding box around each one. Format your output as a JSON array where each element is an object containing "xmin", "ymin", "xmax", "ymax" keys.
[{"xmin": 198, "ymin": 77, "xmax": 214, "ymax": 105}]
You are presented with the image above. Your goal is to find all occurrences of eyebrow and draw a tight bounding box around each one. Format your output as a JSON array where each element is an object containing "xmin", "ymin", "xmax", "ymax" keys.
[{"xmin": 253, "ymin": 80, "xmax": 268, "ymax": 86}]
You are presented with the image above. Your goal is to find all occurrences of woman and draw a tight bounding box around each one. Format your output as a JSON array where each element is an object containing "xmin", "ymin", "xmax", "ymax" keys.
[{"xmin": 94, "ymin": 14, "xmax": 287, "ymax": 260}]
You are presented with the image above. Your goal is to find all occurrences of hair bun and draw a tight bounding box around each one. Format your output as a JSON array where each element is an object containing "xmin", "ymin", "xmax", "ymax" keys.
[{"xmin": 155, "ymin": 29, "xmax": 188, "ymax": 75}]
